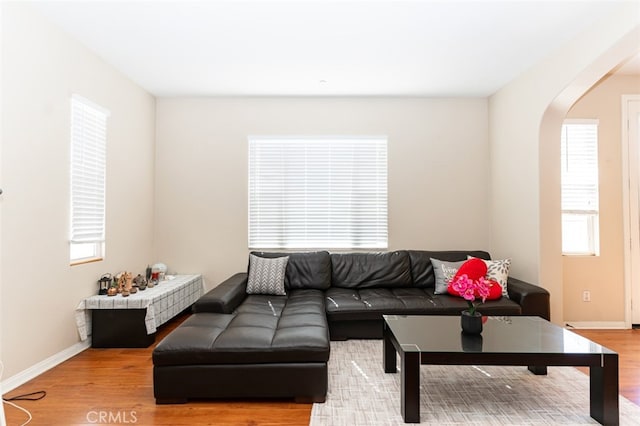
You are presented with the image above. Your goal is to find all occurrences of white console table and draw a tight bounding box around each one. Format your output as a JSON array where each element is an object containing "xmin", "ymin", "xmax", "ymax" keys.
[{"xmin": 75, "ymin": 274, "xmax": 203, "ymax": 347}]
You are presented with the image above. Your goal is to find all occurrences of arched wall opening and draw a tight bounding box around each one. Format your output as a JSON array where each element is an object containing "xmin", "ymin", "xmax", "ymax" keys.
[
  {"xmin": 489, "ymin": 2, "xmax": 639, "ymax": 326},
  {"xmin": 539, "ymin": 28, "xmax": 640, "ymax": 325}
]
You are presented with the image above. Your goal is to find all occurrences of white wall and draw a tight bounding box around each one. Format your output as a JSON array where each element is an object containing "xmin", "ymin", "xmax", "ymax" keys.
[
  {"xmin": 154, "ymin": 97, "xmax": 490, "ymax": 287},
  {"xmin": 489, "ymin": 3, "xmax": 640, "ymax": 324},
  {"xmin": 0, "ymin": 4, "xmax": 155, "ymax": 380}
]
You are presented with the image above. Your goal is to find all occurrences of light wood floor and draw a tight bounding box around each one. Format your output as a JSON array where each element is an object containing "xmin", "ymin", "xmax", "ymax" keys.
[{"xmin": 3, "ymin": 316, "xmax": 639, "ymax": 426}]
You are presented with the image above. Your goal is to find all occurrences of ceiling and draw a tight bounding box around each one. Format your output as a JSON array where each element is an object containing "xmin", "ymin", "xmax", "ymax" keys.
[{"xmin": 31, "ymin": 0, "xmax": 639, "ymax": 97}]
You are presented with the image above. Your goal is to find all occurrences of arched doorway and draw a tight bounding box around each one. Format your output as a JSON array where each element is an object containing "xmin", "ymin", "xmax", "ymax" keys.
[{"xmin": 539, "ymin": 32, "xmax": 640, "ymax": 327}]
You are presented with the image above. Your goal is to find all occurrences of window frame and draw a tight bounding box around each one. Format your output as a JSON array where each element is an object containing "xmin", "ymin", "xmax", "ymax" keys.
[
  {"xmin": 560, "ymin": 119, "xmax": 600, "ymax": 256},
  {"xmin": 69, "ymin": 95, "xmax": 109, "ymax": 265},
  {"xmin": 248, "ymin": 135, "xmax": 388, "ymax": 250}
]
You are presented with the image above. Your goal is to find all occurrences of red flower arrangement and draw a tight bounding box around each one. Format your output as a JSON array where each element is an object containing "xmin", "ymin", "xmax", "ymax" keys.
[{"xmin": 449, "ymin": 274, "xmax": 490, "ymax": 316}]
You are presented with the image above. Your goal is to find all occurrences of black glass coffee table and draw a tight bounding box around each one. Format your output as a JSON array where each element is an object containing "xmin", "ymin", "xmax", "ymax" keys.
[{"xmin": 383, "ymin": 315, "xmax": 619, "ymax": 425}]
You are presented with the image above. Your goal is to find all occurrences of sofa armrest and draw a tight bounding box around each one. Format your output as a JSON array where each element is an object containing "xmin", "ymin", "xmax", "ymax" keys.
[
  {"xmin": 192, "ymin": 273, "xmax": 248, "ymax": 314},
  {"xmin": 507, "ymin": 277, "xmax": 550, "ymax": 321}
]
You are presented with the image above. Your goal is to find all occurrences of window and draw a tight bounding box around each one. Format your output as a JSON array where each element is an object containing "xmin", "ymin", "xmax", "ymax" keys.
[
  {"xmin": 248, "ymin": 136, "xmax": 388, "ymax": 249},
  {"xmin": 560, "ymin": 120, "xmax": 599, "ymax": 255},
  {"xmin": 70, "ymin": 95, "xmax": 109, "ymax": 263}
]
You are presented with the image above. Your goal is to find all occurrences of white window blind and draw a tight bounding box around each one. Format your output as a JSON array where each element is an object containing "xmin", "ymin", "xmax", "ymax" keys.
[
  {"xmin": 560, "ymin": 120, "xmax": 599, "ymax": 255},
  {"xmin": 248, "ymin": 136, "xmax": 388, "ymax": 249},
  {"xmin": 70, "ymin": 95, "xmax": 109, "ymax": 262}
]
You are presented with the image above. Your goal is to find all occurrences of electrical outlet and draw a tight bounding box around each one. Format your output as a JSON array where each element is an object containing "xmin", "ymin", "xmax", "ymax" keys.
[{"xmin": 582, "ymin": 290, "xmax": 591, "ymax": 302}]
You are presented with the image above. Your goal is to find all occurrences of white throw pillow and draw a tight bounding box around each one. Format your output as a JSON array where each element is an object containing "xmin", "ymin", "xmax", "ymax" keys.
[
  {"xmin": 469, "ymin": 256, "xmax": 511, "ymax": 298},
  {"xmin": 246, "ymin": 254, "xmax": 289, "ymax": 295}
]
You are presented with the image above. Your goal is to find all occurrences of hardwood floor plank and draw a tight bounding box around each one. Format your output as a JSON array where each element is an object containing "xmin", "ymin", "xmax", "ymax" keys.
[
  {"xmin": 572, "ymin": 328, "xmax": 640, "ymax": 405},
  {"xmin": 3, "ymin": 312, "xmax": 311, "ymax": 426},
  {"xmin": 3, "ymin": 316, "xmax": 639, "ymax": 425}
]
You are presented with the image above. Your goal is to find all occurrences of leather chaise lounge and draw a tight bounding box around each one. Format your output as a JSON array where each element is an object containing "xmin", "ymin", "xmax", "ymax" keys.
[
  {"xmin": 152, "ymin": 250, "xmax": 550, "ymax": 404},
  {"xmin": 152, "ymin": 273, "xmax": 330, "ymax": 403}
]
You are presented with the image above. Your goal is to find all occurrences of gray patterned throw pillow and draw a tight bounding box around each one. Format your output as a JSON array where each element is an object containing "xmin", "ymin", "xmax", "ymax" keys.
[
  {"xmin": 430, "ymin": 258, "xmax": 465, "ymax": 294},
  {"xmin": 246, "ymin": 254, "xmax": 289, "ymax": 295}
]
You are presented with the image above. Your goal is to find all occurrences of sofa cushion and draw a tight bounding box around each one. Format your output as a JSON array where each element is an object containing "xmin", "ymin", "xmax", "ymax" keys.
[
  {"xmin": 408, "ymin": 250, "xmax": 491, "ymax": 288},
  {"xmin": 423, "ymin": 288, "xmax": 521, "ymax": 316},
  {"xmin": 324, "ymin": 286, "xmax": 522, "ymax": 321},
  {"xmin": 153, "ymin": 289, "xmax": 330, "ymax": 366},
  {"xmin": 246, "ymin": 254, "xmax": 288, "ymax": 295},
  {"xmin": 251, "ymin": 251, "xmax": 331, "ymax": 290},
  {"xmin": 325, "ymin": 287, "xmax": 436, "ymax": 320},
  {"xmin": 330, "ymin": 251, "xmax": 412, "ymax": 289}
]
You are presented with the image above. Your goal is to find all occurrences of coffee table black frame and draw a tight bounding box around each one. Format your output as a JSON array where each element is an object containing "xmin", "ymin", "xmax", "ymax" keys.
[{"xmin": 383, "ymin": 315, "xmax": 619, "ymax": 425}]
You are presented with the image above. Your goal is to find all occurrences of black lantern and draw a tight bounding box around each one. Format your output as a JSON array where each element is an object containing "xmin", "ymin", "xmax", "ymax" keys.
[{"xmin": 98, "ymin": 273, "xmax": 112, "ymax": 295}]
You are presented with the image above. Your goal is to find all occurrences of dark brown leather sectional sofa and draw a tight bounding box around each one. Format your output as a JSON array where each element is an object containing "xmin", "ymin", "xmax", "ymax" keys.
[{"xmin": 152, "ymin": 250, "xmax": 550, "ymax": 404}]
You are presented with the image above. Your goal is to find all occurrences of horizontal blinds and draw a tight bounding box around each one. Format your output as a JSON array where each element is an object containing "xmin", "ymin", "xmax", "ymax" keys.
[
  {"xmin": 249, "ymin": 137, "xmax": 388, "ymax": 249},
  {"xmin": 70, "ymin": 96, "xmax": 108, "ymax": 244},
  {"xmin": 560, "ymin": 122, "xmax": 599, "ymax": 213}
]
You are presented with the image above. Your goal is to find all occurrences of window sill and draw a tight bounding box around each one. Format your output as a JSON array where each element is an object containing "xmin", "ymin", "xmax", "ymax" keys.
[{"xmin": 71, "ymin": 257, "xmax": 103, "ymax": 266}]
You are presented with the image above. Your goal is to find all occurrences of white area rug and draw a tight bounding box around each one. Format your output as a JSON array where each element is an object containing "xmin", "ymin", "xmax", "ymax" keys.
[{"xmin": 310, "ymin": 340, "xmax": 640, "ymax": 426}]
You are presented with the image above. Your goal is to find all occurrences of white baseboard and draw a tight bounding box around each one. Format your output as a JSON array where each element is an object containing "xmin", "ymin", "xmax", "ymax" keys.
[
  {"xmin": 565, "ymin": 321, "xmax": 628, "ymax": 329},
  {"xmin": 1, "ymin": 339, "xmax": 91, "ymax": 394}
]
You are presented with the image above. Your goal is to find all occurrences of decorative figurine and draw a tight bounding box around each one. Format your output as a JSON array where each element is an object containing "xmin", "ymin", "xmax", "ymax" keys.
[
  {"xmin": 116, "ymin": 272, "xmax": 126, "ymax": 294},
  {"xmin": 117, "ymin": 271, "xmax": 133, "ymax": 297},
  {"xmin": 107, "ymin": 280, "xmax": 118, "ymax": 296},
  {"xmin": 133, "ymin": 274, "xmax": 147, "ymax": 292},
  {"xmin": 124, "ymin": 271, "xmax": 133, "ymax": 293}
]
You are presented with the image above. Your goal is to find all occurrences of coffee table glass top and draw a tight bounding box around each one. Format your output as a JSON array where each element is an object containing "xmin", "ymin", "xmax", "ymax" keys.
[{"xmin": 383, "ymin": 315, "xmax": 615, "ymax": 355}]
